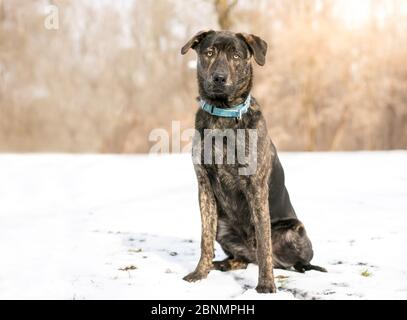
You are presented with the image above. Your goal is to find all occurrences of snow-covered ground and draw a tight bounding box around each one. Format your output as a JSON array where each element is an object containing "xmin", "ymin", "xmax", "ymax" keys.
[{"xmin": 0, "ymin": 152, "xmax": 406, "ymax": 300}]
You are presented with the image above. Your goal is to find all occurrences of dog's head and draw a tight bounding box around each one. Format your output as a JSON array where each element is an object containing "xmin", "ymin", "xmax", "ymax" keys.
[{"xmin": 181, "ymin": 30, "xmax": 267, "ymax": 104}]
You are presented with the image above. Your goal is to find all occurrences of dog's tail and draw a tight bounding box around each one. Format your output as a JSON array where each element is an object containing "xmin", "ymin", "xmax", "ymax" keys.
[{"xmin": 294, "ymin": 262, "xmax": 327, "ymax": 273}]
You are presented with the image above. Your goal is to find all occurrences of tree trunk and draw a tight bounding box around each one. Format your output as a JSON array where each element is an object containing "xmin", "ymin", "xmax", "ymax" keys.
[{"xmin": 214, "ymin": 0, "xmax": 238, "ymax": 30}]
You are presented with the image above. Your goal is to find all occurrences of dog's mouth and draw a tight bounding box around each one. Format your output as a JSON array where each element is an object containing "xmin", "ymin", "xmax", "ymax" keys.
[{"xmin": 205, "ymin": 83, "xmax": 233, "ymax": 97}]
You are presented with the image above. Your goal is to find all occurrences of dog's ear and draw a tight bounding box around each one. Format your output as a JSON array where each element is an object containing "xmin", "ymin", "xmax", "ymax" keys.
[
  {"xmin": 181, "ymin": 30, "xmax": 215, "ymax": 55},
  {"xmin": 236, "ymin": 33, "xmax": 268, "ymax": 66}
]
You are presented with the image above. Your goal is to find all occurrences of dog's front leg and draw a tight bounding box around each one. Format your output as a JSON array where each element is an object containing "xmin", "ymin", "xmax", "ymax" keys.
[
  {"xmin": 183, "ymin": 168, "xmax": 217, "ymax": 282},
  {"xmin": 247, "ymin": 184, "xmax": 276, "ymax": 293}
]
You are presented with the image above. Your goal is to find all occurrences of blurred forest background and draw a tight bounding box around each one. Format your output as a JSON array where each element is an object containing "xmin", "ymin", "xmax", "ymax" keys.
[{"xmin": 1, "ymin": 0, "xmax": 407, "ymax": 153}]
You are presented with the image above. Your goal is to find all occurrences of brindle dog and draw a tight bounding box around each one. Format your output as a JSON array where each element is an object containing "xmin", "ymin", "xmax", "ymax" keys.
[{"xmin": 181, "ymin": 30, "xmax": 326, "ymax": 294}]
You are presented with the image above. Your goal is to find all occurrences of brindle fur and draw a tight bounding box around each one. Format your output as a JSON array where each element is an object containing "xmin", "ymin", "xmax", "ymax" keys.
[{"xmin": 181, "ymin": 30, "xmax": 326, "ymax": 294}]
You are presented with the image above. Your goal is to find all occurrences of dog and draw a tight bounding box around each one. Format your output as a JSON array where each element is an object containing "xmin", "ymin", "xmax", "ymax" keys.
[{"xmin": 181, "ymin": 30, "xmax": 326, "ymax": 294}]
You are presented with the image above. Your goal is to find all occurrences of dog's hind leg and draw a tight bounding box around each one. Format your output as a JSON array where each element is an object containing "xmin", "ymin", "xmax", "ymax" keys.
[
  {"xmin": 272, "ymin": 219, "xmax": 327, "ymax": 273},
  {"xmin": 212, "ymin": 258, "xmax": 248, "ymax": 272}
]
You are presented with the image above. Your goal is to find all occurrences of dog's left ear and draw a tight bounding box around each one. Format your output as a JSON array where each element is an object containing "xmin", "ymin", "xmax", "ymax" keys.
[
  {"xmin": 236, "ymin": 33, "xmax": 268, "ymax": 66},
  {"xmin": 181, "ymin": 30, "xmax": 215, "ymax": 55}
]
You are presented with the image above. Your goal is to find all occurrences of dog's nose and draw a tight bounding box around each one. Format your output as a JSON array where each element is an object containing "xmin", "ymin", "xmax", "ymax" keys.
[{"xmin": 213, "ymin": 73, "xmax": 227, "ymax": 85}]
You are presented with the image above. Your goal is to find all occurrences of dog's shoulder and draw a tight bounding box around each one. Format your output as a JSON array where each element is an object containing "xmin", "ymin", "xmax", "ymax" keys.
[
  {"xmin": 194, "ymin": 108, "xmax": 212, "ymax": 132},
  {"xmin": 242, "ymin": 98, "xmax": 270, "ymax": 139}
]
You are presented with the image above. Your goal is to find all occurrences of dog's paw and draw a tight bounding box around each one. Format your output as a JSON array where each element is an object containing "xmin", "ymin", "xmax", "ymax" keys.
[
  {"xmin": 183, "ymin": 270, "xmax": 209, "ymax": 282},
  {"xmin": 255, "ymin": 282, "xmax": 277, "ymax": 294}
]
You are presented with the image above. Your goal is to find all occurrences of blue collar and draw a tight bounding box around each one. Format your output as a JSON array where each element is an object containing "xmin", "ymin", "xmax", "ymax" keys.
[{"xmin": 199, "ymin": 95, "xmax": 251, "ymax": 120}]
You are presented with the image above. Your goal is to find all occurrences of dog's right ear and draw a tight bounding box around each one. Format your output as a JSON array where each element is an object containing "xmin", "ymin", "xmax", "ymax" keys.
[{"xmin": 181, "ymin": 30, "xmax": 215, "ymax": 55}]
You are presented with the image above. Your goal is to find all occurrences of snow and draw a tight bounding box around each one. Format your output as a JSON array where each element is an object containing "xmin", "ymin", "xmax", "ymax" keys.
[{"xmin": 0, "ymin": 152, "xmax": 406, "ymax": 300}]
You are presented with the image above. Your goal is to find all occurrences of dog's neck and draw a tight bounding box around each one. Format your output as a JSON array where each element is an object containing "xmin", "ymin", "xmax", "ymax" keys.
[
  {"xmin": 198, "ymin": 94, "xmax": 251, "ymax": 120},
  {"xmin": 197, "ymin": 92, "xmax": 251, "ymax": 109}
]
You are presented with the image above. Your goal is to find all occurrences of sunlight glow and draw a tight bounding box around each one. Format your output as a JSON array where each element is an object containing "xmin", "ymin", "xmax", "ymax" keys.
[
  {"xmin": 334, "ymin": 0, "xmax": 394, "ymax": 28},
  {"xmin": 335, "ymin": 0, "xmax": 371, "ymax": 27}
]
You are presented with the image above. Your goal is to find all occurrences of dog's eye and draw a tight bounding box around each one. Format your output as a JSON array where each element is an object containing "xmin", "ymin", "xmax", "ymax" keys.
[
  {"xmin": 233, "ymin": 54, "xmax": 240, "ymax": 60},
  {"xmin": 206, "ymin": 51, "xmax": 213, "ymax": 57}
]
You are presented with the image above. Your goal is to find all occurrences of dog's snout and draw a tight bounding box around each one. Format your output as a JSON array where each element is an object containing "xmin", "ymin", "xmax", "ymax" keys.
[{"xmin": 213, "ymin": 72, "xmax": 227, "ymax": 85}]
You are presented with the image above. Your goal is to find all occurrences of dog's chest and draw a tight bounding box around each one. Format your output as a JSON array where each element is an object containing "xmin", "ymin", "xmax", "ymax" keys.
[
  {"xmin": 206, "ymin": 164, "xmax": 248, "ymax": 216},
  {"xmin": 195, "ymin": 116, "xmax": 252, "ymax": 167},
  {"xmin": 206, "ymin": 164, "xmax": 244, "ymax": 192},
  {"xmin": 201, "ymin": 129, "xmax": 251, "ymax": 214},
  {"xmin": 195, "ymin": 113, "xmax": 254, "ymax": 215}
]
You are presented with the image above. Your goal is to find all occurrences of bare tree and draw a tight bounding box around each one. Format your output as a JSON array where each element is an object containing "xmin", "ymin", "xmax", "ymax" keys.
[
  {"xmin": 1, "ymin": 0, "xmax": 407, "ymax": 152},
  {"xmin": 214, "ymin": 0, "xmax": 238, "ymax": 29}
]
